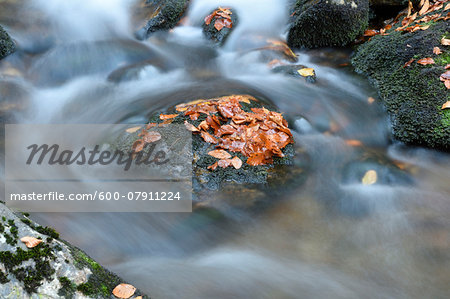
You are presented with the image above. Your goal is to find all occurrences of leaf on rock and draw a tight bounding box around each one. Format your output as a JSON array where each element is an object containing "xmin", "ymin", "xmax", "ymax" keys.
[
  {"xmin": 442, "ymin": 101, "xmax": 450, "ymax": 109},
  {"xmin": 247, "ymin": 153, "xmax": 267, "ymax": 166},
  {"xmin": 445, "ymin": 80, "xmax": 450, "ymax": 90},
  {"xmin": 403, "ymin": 58, "xmax": 415, "ymax": 68},
  {"xmin": 433, "ymin": 47, "xmax": 442, "ymax": 55},
  {"xmin": 441, "ymin": 38, "xmax": 450, "ymax": 46},
  {"xmin": 125, "ymin": 126, "xmax": 142, "ymax": 134},
  {"xmin": 363, "ymin": 29, "xmax": 379, "ymax": 37},
  {"xmin": 418, "ymin": 0, "xmax": 430, "ymax": 16},
  {"xmin": 132, "ymin": 140, "xmax": 145, "ymax": 153},
  {"xmin": 184, "ymin": 120, "xmax": 199, "ymax": 132},
  {"xmin": 208, "ymin": 149, "xmax": 232, "ymax": 159},
  {"xmin": 142, "ymin": 131, "xmax": 161, "ymax": 143},
  {"xmin": 20, "ymin": 236, "xmax": 43, "ymax": 248},
  {"xmin": 297, "ymin": 68, "xmax": 315, "ymax": 77},
  {"xmin": 231, "ymin": 156, "xmax": 243, "ymax": 169},
  {"xmin": 362, "ymin": 170, "xmax": 377, "ymax": 185},
  {"xmin": 112, "ymin": 284, "xmax": 136, "ymax": 299},
  {"xmin": 159, "ymin": 114, "xmax": 178, "ymax": 120},
  {"xmin": 201, "ymin": 131, "xmax": 218, "ymax": 144},
  {"xmin": 441, "ymin": 70, "xmax": 450, "ymax": 80},
  {"xmin": 416, "ymin": 57, "xmax": 435, "ymax": 65}
]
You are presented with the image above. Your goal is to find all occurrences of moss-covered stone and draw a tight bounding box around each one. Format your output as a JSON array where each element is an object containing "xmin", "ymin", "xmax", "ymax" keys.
[
  {"xmin": 202, "ymin": 8, "xmax": 238, "ymax": 46},
  {"xmin": 135, "ymin": 0, "xmax": 190, "ymax": 40},
  {"xmin": 287, "ymin": 0, "xmax": 369, "ymax": 49},
  {"xmin": 352, "ymin": 12, "xmax": 450, "ymax": 150},
  {"xmin": 0, "ymin": 25, "xmax": 15, "ymax": 60}
]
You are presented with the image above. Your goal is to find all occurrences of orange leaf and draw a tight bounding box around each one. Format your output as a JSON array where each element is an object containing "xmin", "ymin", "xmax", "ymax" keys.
[
  {"xmin": 445, "ymin": 80, "xmax": 450, "ymax": 89},
  {"xmin": 441, "ymin": 71, "xmax": 450, "ymax": 80},
  {"xmin": 20, "ymin": 236, "xmax": 42, "ymax": 248},
  {"xmin": 231, "ymin": 156, "xmax": 243, "ymax": 169},
  {"xmin": 441, "ymin": 38, "xmax": 450, "ymax": 46},
  {"xmin": 403, "ymin": 58, "xmax": 415, "ymax": 68},
  {"xmin": 247, "ymin": 153, "xmax": 266, "ymax": 166},
  {"xmin": 433, "ymin": 47, "xmax": 442, "ymax": 55},
  {"xmin": 142, "ymin": 131, "xmax": 161, "ymax": 143},
  {"xmin": 208, "ymin": 149, "xmax": 232, "ymax": 159},
  {"xmin": 419, "ymin": 0, "xmax": 429, "ymax": 16},
  {"xmin": 159, "ymin": 114, "xmax": 178, "ymax": 120},
  {"xmin": 363, "ymin": 29, "xmax": 379, "ymax": 37},
  {"xmin": 445, "ymin": 64, "xmax": 450, "ymax": 69},
  {"xmin": 416, "ymin": 57, "xmax": 435, "ymax": 65},
  {"xmin": 442, "ymin": 101, "xmax": 450, "ymax": 109},
  {"xmin": 132, "ymin": 140, "xmax": 145, "ymax": 153},
  {"xmin": 201, "ymin": 131, "xmax": 218, "ymax": 144},
  {"xmin": 345, "ymin": 139, "xmax": 363, "ymax": 147},
  {"xmin": 112, "ymin": 284, "xmax": 136, "ymax": 299},
  {"xmin": 184, "ymin": 121, "xmax": 199, "ymax": 132}
]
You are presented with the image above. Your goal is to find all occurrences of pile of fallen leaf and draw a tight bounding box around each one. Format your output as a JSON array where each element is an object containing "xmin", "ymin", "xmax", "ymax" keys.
[
  {"xmin": 363, "ymin": 0, "xmax": 449, "ymax": 38},
  {"xmin": 204, "ymin": 7, "xmax": 233, "ymax": 31},
  {"xmin": 133, "ymin": 95, "xmax": 294, "ymax": 171}
]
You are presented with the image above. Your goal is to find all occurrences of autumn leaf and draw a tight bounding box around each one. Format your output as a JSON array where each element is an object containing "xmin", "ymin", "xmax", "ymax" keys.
[
  {"xmin": 297, "ymin": 68, "xmax": 315, "ymax": 77},
  {"xmin": 159, "ymin": 114, "xmax": 178, "ymax": 120},
  {"xmin": 125, "ymin": 126, "xmax": 141, "ymax": 134},
  {"xmin": 403, "ymin": 58, "xmax": 415, "ymax": 68},
  {"xmin": 247, "ymin": 153, "xmax": 266, "ymax": 166},
  {"xmin": 445, "ymin": 64, "xmax": 450, "ymax": 69},
  {"xmin": 418, "ymin": 0, "xmax": 430, "ymax": 16},
  {"xmin": 442, "ymin": 101, "xmax": 450, "ymax": 109},
  {"xmin": 208, "ymin": 149, "xmax": 232, "ymax": 159},
  {"xmin": 231, "ymin": 156, "xmax": 243, "ymax": 169},
  {"xmin": 20, "ymin": 236, "xmax": 42, "ymax": 248},
  {"xmin": 112, "ymin": 284, "xmax": 136, "ymax": 299},
  {"xmin": 363, "ymin": 29, "xmax": 379, "ymax": 37},
  {"xmin": 367, "ymin": 97, "xmax": 376, "ymax": 104},
  {"xmin": 445, "ymin": 3, "xmax": 450, "ymax": 11},
  {"xmin": 445, "ymin": 80, "xmax": 450, "ymax": 90},
  {"xmin": 433, "ymin": 47, "xmax": 442, "ymax": 55},
  {"xmin": 201, "ymin": 131, "xmax": 218, "ymax": 144},
  {"xmin": 132, "ymin": 140, "xmax": 145, "ymax": 153},
  {"xmin": 441, "ymin": 70, "xmax": 450, "ymax": 80},
  {"xmin": 441, "ymin": 38, "xmax": 450, "ymax": 46},
  {"xmin": 362, "ymin": 170, "xmax": 377, "ymax": 185},
  {"xmin": 416, "ymin": 57, "xmax": 435, "ymax": 65},
  {"xmin": 142, "ymin": 131, "xmax": 161, "ymax": 143},
  {"xmin": 345, "ymin": 139, "xmax": 363, "ymax": 147},
  {"xmin": 184, "ymin": 120, "xmax": 199, "ymax": 132}
]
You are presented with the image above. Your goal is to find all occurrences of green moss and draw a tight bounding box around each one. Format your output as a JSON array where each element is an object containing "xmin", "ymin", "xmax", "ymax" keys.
[
  {"xmin": 0, "ymin": 269, "xmax": 9, "ymax": 284},
  {"xmin": 76, "ymin": 282, "xmax": 96, "ymax": 296},
  {"xmin": 21, "ymin": 218, "xmax": 32, "ymax": 226},
  {"xmin": 435, "ymin": 52, "xmax": 450, "ymax": 66},
  {"xmin": 58, "ymin": 276, "xmax": 77, "ymax": 298},
  {"xmin": 0, "ymin": 25, "xmax": 15, "ymax": 60},
  {"xmin": 35, "ymin": 226, "xmax": 60, "ymax": 239},
  {"xmin": 0, "ymin": 243, "xmax": 56, "ymax": 293}
]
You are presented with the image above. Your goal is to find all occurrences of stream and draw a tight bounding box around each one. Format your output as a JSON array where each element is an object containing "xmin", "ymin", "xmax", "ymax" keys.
[{"xmin": 1, "ymin": 0, "xmax": 450, "ymax": 298}]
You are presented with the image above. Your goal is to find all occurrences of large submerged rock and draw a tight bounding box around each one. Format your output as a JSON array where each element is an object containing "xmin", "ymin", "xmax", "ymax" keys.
[
  {"xmin": 0, "ymin": 204, "xmax": 148, "ymax": 298},
  {"xmin": 202, "ymin": 7, "xmax": 238, "ymax": 45},
  {"xmin": 352, "ymin": 6, "xmax": 450, "ymax": 150},
  {"xmin": 0, "ymin": 25, "xmax": 15, "ymax": 60},
  {"xmin": 287, "ymin": 0, "xmax": 369, "ymax": 48}
]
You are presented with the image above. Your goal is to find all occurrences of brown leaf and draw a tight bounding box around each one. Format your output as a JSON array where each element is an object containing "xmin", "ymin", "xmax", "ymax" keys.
[
  {"xmin": 416, "ymin": 57, "xmax": 435, "ymax": 65},
  {"xmin": 419, "ymin": 0, "xmax": 430, "ymax": 16},
  {"xmin": 441, "ymin": 71, "xmax": 450, "ymax": 80},
  {"xmin": 112, "ymin": 284, "xmax": 136, "ymax": 299},
  {"xmin": 20, "ymin": 236, "xmax": 43, "ymax": 248},
  {"xmin": 445, "ymin": 80, "xmax": 450, "ymax": 90},
  {"xmin": 345, "ymin": 139, "xmax": 363, "ymax": 147},
  {"xmin": 231, "ymin": 156, "xmax": 243, "ymax": 169},
  {"xmin": 208, "ymin": 162, "xmax": 219, "ymax": 170},
  {"xmin": 247, "ymin": 153, "xmax": 266, "ymax": 166},
  {"xmin": 159, "ymin": 114, "xmax": 178, "ymax": 120},
  {"xmin": 201, "ymin": 131, "xmax": 218, "ymax": 144},
  {"xmin": 441, "ymin": 38, "xmax": 450, "ymax": 46},
  {"xmin": 142, "ymin": 131, "xmax": 161, "ymax": 143},
  {"xmin": 433, "ymin": 47, "xmax": 442, "ymax": 55},
  {"xmin": 363, "ymin": 29, "xmax": 379, "ymax": 37},
  {"xmin": 442, "ymin": 101, "xmax": 450, "ymax": 109},
  {"xmin": 208, "ymin": 149, "xmax": 232, "ymax": 159},
  {"xmin": 367, "ymin": 97, "xmax": 376, "ymax": 104},
  {"xmin": 125, "ymin": 126, "xmax": 141, "ymax": 134},
  {"xmin": 445, "ymin": 3, "xmax": 450, "ymax": 11},
  {"xmin": 184, "ymin": 121, "xmax": 199, "ymax": 132},
  {"xmin": 132, "ymin": 140, "xmax": 145, "ymax": 153},
  {"xmin": 403, "ymin": 58, "xmax": 415, "ymax": 68},
  {"xmin": 445, "ymin": 64, "xmax": 450, "ymax": 69}
]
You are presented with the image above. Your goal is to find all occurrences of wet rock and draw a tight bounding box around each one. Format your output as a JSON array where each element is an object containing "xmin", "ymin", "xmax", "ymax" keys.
[
  {"xmin": 272, "ymin": 64, "xmax": 317, "ymax": 83},
  {"xmin": 0, "ymin": 25, "xmax": 15, "ymax": 60},
  {"xmin": 287, "ymin": 0, "xmax": 369, "ymax": 48},
  {"xmin": 352, "ymin": 7, "xmax": 450, "ymax": 151},
  {"xmin": 28, "ymin": 40, "xmax": 159, "ymax": 86},
  {"xmin": 0, "ymin": 79, "xmax": 30, "ymax": 122},
  {"xmin": 134, "ymin": 0, "xmax": 190, "ymax": 40},
  {"xmin": 202, "ymin": 7, "xmax": 238, "ymax": 45},
  {"xmin": 0, "ymin": 204, "xmax": 148, "ymax": 298}
]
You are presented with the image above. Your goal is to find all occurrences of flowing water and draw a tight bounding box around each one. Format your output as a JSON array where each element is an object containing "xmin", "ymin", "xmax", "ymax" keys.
[{"xmin": 1, "ymin": 0, "xmax": 449, "ymax": 298}]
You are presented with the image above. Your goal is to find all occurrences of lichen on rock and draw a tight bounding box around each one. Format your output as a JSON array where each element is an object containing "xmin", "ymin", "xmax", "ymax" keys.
[{"xmin": 0, "ymin": 25, "xmax": 15, "ymax": 60}]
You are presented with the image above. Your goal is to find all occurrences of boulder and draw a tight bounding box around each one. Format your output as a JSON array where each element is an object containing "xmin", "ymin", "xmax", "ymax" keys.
[
  {"xmin": 0, "ymin": 204, "xmax": 148, "ymax": 298},
  {"xmin": 352, "ymin": 7, "xmax": 450, "ymax": 150},
  {"xmin": 202, "ymin": 7, "xmax": 238, "ymax": 45},
  {"xmin": 0, "ymin": 25, "xmax": 15, "ymax": 60},
  {"xmin": 287, "ymin": 0, "xmax": 369, "ymax": 48},
  {"xmin": 134, "ymin": 0, "xmax": 190, "ymax": 40}
]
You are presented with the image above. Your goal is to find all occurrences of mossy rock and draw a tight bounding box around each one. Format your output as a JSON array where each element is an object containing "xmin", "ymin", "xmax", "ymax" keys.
[
  {"xmin": 0, "ymin": 204, "xmax": 149, "ymax": 298},
  {"xmin": 0, "ymin": 25, "xmax": 15, "ymax": 60},
  {"xmin": 287, "ymin": 0, "xmax": 369, "ymax": 49},
  {"xmin": 352, "ymin": 9, "xmax": 450, "ymax": 150},
  {"xmin": 134, "ymin": 0, "xmax": 190, "ymax": 40},
  {"xmin": 202, "ymin": 8, "xmax": 238, "ymax": 46}
]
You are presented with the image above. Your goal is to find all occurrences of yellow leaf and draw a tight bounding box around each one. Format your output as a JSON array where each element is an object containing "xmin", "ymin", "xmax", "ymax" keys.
[
  {"xmin": 125, "ymin": 126, "xmax": 142, "ymax": 134},
  {"xmin": 362, "ymin": 170, "xmax": 377, "ymax": 185},
  {"xmin": 442, "ymin": 101, "xmax": 450, "ymax": 110},
  {"xmin": 297, "ymin": 68, "xmax": 315, "ymax": 77}
]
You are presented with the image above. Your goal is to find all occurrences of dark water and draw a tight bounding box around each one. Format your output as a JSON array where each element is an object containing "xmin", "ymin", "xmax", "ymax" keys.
[{"xmin": 1, "ymin": 0, "xmax": 449, "ymax": 298}]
